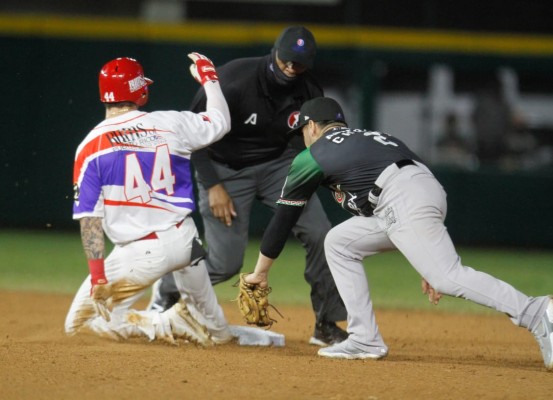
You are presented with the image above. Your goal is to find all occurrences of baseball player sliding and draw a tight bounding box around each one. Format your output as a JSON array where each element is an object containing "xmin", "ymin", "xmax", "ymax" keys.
[
  {"xmin": 65, "ymin": 53, "xmax": 283, "ymax": 347},
  {"xmin": 243, "ymin": 97, "xmax": 552, "ymax": 368}
]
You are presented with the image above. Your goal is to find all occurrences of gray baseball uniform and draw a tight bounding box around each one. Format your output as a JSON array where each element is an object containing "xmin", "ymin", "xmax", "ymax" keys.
[{"xmin": 261, "ymin": 125, "xmax": 550, "ymax": 355}]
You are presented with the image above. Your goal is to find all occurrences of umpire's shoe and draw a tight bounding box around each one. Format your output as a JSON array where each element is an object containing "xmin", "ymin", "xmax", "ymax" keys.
[
  {"xmin": 533, "ymin": 297, "xmax": 553, "ymax": 370},
  {"xmin": 309, "ymin": 320, "xmax": 349, "ymax": 346},
  {"xmin": 147, "ymin": 280, "xmax": 180, "ymax": 312}
]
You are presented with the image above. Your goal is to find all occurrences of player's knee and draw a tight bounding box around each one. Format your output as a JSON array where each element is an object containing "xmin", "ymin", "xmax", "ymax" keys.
[
  {"xmin": 324, "ymin": 227, "xmax": 342, "ymax": 253},
  {"xmin": 425, "ymin": 274, "xmax": 462, "ymax": 297}
]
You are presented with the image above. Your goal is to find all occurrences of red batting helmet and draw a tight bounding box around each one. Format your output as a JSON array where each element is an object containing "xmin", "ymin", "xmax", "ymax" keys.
[{"xmin": 99, "ymin": 57, "xmax": 153, "ymax": 106}]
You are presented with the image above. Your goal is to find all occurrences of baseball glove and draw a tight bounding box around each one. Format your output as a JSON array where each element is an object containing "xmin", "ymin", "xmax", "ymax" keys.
[{"xmin": 235, "ymin": 273, "xmax": 281, "ymax": 328}]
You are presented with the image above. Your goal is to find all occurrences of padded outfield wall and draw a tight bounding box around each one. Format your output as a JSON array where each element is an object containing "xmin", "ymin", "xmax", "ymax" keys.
[{"xmin": 0, "ymin": 13, "xmax": 552, "ymax": 247}]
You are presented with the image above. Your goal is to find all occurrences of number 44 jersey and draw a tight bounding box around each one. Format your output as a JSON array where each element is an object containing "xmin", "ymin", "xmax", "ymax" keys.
[
  {"xmin": 277, "ymin": 127, "xmax": 421, "ymax": 217},
  {"xmin": 73, "ymin": 109, "xmax": 227, "ymax": 244}
]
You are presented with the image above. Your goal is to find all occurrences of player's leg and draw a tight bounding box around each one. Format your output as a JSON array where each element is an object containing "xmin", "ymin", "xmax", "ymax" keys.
[
  {"xmin": 257, "ymin": 150, "xmax": 348, "ymax": 345},
  {"xmin": 65, "ymin": 240, "xmax": 153, "ymax": 339},
  {"xmin": 381, "ymin": 168, "xmax": 552, "ymax": 367},
  {"xmin": 117, "ymin": 220, "xmax": 225, "ymax": 344},
  {"xmin": 319, "ymin": 216, "xmax": 394, "ymax": 359},
  {"xmin": 158, "ymin": 218, "xmax": 232, "ymax": 344},
  {"xmin": 64, "ymin": 276, "xmax": 97, "ymax": 335},
  {"xmin": 172, "ymin": 260, "xmax": 232, "ymax": 344},
  {"xmin": 292, "ymin": 197, "xmax": 350, "ymax": 345},
  {"xmin": 148, "ymin": 164, "xmax": 256, "ymax": 311},
  {"xmin": 383, "ymin": 169, "xmax": 549, "ymax": 328}
]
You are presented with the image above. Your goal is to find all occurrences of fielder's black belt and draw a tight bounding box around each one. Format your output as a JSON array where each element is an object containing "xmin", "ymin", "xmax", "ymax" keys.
[{"xmin": 368, "ymin": 159, "xmax": 416, "ymax": 209}]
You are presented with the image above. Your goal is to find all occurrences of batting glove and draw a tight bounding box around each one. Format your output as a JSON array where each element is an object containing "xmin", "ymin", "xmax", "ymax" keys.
[
  {"xmin": 188, "ymin": 52, "xmax": 219, "ymax": 85},
  {"xmin": 88, "ymin": 259, "xmax": 112, "ymax": 321}
]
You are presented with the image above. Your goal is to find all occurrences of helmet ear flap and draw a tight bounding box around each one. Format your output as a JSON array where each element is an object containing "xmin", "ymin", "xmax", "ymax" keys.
[{"xmin": 98, "ymin": 57, "xmax": 153, "ymax": 105}]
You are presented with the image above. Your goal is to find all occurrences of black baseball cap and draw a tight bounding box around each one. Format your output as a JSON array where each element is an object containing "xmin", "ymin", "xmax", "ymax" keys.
[
  {"xmin": 274, "ymin": 26, "xmax": 316, "ymax": 69},
  {"xmin": 288, "ymin": 97, "xmax": 347, "ymax": 135}
]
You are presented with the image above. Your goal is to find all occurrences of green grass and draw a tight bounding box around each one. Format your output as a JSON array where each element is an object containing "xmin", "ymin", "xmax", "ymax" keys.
[{"xmin": 1, "ymin": 229, "xmax": 552, "ymax": 315}]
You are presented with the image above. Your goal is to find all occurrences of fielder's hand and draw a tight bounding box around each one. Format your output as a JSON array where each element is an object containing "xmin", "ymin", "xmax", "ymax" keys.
[
  {"xmin": 421, "ymin": 278, "xmax": 442, "ymax": 305},
  {"xmin": 235, "ymin": 273, "xmax": 280, "ymax": 328},
  {"xmin": 188, "ymin": 52, "xmax": 218, "ymax": 85},
  {"xmin": 91, "ymin": 283, "xmax": 113, "ymax": 322}
]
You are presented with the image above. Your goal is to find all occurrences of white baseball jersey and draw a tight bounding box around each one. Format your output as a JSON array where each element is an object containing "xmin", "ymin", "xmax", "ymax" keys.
[{"xmin": 73, "ymin": 105, "xmax": 229, "ymax": 244}]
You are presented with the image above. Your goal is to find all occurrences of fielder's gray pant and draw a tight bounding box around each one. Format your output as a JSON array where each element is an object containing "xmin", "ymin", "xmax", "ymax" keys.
[
  {"xmin": 159, "ymin": 147, "xmax": 346, "ymax": 323},
  {"xmin": 324, "ymin": 162, "xmax": 550, "ymax": 350}
]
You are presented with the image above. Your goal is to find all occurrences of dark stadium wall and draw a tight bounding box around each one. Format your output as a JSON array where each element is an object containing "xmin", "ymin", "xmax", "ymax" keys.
[{"xmin": 1, "ymin": 16, "xmax": 552, "ymax": 248}]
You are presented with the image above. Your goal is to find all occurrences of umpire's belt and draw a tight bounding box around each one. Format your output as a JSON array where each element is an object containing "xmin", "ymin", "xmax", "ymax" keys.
[{"xmin": 368, "ymin": 159, "xmax": 416, "ymax": 209}]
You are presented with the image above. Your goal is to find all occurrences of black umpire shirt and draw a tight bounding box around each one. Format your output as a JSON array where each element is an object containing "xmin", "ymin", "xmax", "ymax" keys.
[{"xmin": 190, "ymin": 54, "xmax": 323, "ymax": 188}]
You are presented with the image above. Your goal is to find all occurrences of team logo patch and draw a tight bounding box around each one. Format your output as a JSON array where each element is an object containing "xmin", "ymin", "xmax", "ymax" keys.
[
  {"xmin": 333, "ymin": 190, "xmax": 345, "ymax": 205},
  {"xmin": 293, "ymin": 39, "xmax": 306, "ymax": 53},
  {"xmin": 128, "ymin": 76, "xmax": 147, "ymax": 92},
  {"xmin": 288, "ymin": 111, "xmax": 300, "ymax": 129}
]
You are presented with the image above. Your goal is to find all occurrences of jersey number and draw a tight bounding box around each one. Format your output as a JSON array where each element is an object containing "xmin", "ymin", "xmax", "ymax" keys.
[
  {"xmin": 364, "ymin": 131, "xmax": 399, "ymax": 147},
  {"xmin": 103, "ymin": 92, "xmax": 115, "ymax": 102},
  {"xmin": 124, "ymin": 145, "xmax": 176, "ymax": 203}
]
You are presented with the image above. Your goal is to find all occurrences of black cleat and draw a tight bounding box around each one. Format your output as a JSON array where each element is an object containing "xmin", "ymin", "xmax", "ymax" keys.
[
  {"xmin": 147, "ymin": 289, "xmax": 180, "ymax": 312},
  {"xmin": 309, "ymin": 321, "xmax": 349, "ymax": 346}
]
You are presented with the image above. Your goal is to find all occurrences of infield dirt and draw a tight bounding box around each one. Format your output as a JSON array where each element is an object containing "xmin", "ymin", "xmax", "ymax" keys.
[{"xmin": 1, "ymin": 291, "xmax": 551, "ymax": 400}]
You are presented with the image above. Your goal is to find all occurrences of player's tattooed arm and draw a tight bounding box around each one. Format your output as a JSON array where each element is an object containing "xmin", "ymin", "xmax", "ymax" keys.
[{"xmin": 79, "ymin": 217, "xmax": 105, "ymax": 260}]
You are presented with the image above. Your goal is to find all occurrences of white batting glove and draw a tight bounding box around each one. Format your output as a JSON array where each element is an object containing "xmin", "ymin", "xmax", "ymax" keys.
[
  {"xmin": 188, "ymin": 52, "xmax": 219, "ymax": 85},
  {"xmin": 91, "ymin": 283, "xmax": 113, "ymax": 322}
]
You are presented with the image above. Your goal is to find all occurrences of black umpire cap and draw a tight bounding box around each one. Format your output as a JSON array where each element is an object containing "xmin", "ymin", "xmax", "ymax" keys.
[
  {"xmin": 288, "ymin": 97, "xmax": 347, "ymax": 135},
  {"xmin": 274, "ymin": 26, "xmax": 316, "ymax": 69}
]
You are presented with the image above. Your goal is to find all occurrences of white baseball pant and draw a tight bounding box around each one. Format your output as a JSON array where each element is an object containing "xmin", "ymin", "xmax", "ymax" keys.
[{"xmin": 64, "ymin": 217, "xmax": 229, "ymax": 342}]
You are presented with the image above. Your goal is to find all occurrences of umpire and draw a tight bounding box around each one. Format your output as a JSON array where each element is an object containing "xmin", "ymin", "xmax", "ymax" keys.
[{"xmin": 150, "ymin": 26, "xmax": 348, "ymax": 345}]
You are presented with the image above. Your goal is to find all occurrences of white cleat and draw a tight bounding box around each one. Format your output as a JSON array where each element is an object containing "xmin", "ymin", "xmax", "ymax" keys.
[
  {"xmin": 317, "ymin": 338, "xmax": 388, "ymax": 360},
  {"xmin": 533, "ymin": 298, "xmax": 553, "ymax": 370}
]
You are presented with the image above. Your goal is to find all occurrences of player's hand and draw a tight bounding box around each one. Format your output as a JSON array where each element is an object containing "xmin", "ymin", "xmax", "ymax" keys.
[
  {"xmin": 188, "ymin": 52, "xmax": 218, "ymax": 85},
  {"xmin": 208, "ymin": 183, "xmax": 237, "ymax": 227},
  {"xmin": 244, "ymin": 272, "xmax": 269, "ymax": 289},
  {"xmin": 91, "ymin": 283, "xmax": 113, "ymax": 322},
  {"xmin": 421, "ymin": 278, "xmax": 442, "ymax": 305}
]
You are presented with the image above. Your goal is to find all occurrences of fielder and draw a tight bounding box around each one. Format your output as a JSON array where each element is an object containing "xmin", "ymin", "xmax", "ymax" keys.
[
  {"xmin": 243, "ymin": 97, "xmax": 553, "ymax": 368},
  {"xmin": 65, "ymin": 54, "xmax": 283, "ymax": 347}
]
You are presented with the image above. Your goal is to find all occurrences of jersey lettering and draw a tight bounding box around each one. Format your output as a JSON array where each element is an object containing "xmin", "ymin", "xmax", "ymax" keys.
[
  {"xmin": 325, "ymin": 129, "xmax": 358, "ymax": 144},
  {"xmin": 244, "ymin": 113, "xmax": 257, "ymax": 125}
]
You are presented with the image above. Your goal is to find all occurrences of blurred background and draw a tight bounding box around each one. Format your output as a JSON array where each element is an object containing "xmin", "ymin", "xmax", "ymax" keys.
[{"xmin": 1, "ymin": 0, "xmax": 552, "ymax": 248}]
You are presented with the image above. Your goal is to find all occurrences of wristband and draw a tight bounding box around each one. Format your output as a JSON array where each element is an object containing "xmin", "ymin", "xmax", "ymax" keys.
[{"xmin": 88, "ymin": 259, "xmax": 107, "ymax": 285}]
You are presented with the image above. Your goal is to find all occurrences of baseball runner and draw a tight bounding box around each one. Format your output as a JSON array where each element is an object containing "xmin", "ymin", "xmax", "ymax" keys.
[
  {"xmin": 149, "ymin": 26, "xmax": 348, "ymax": 346},
  {"xmin": 243, "ymin": 97, "xmax": 553, "ymax": 368},
  {"xmin": 65, "ymin": 53, "xmax": 283, "ymax": 347}
]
